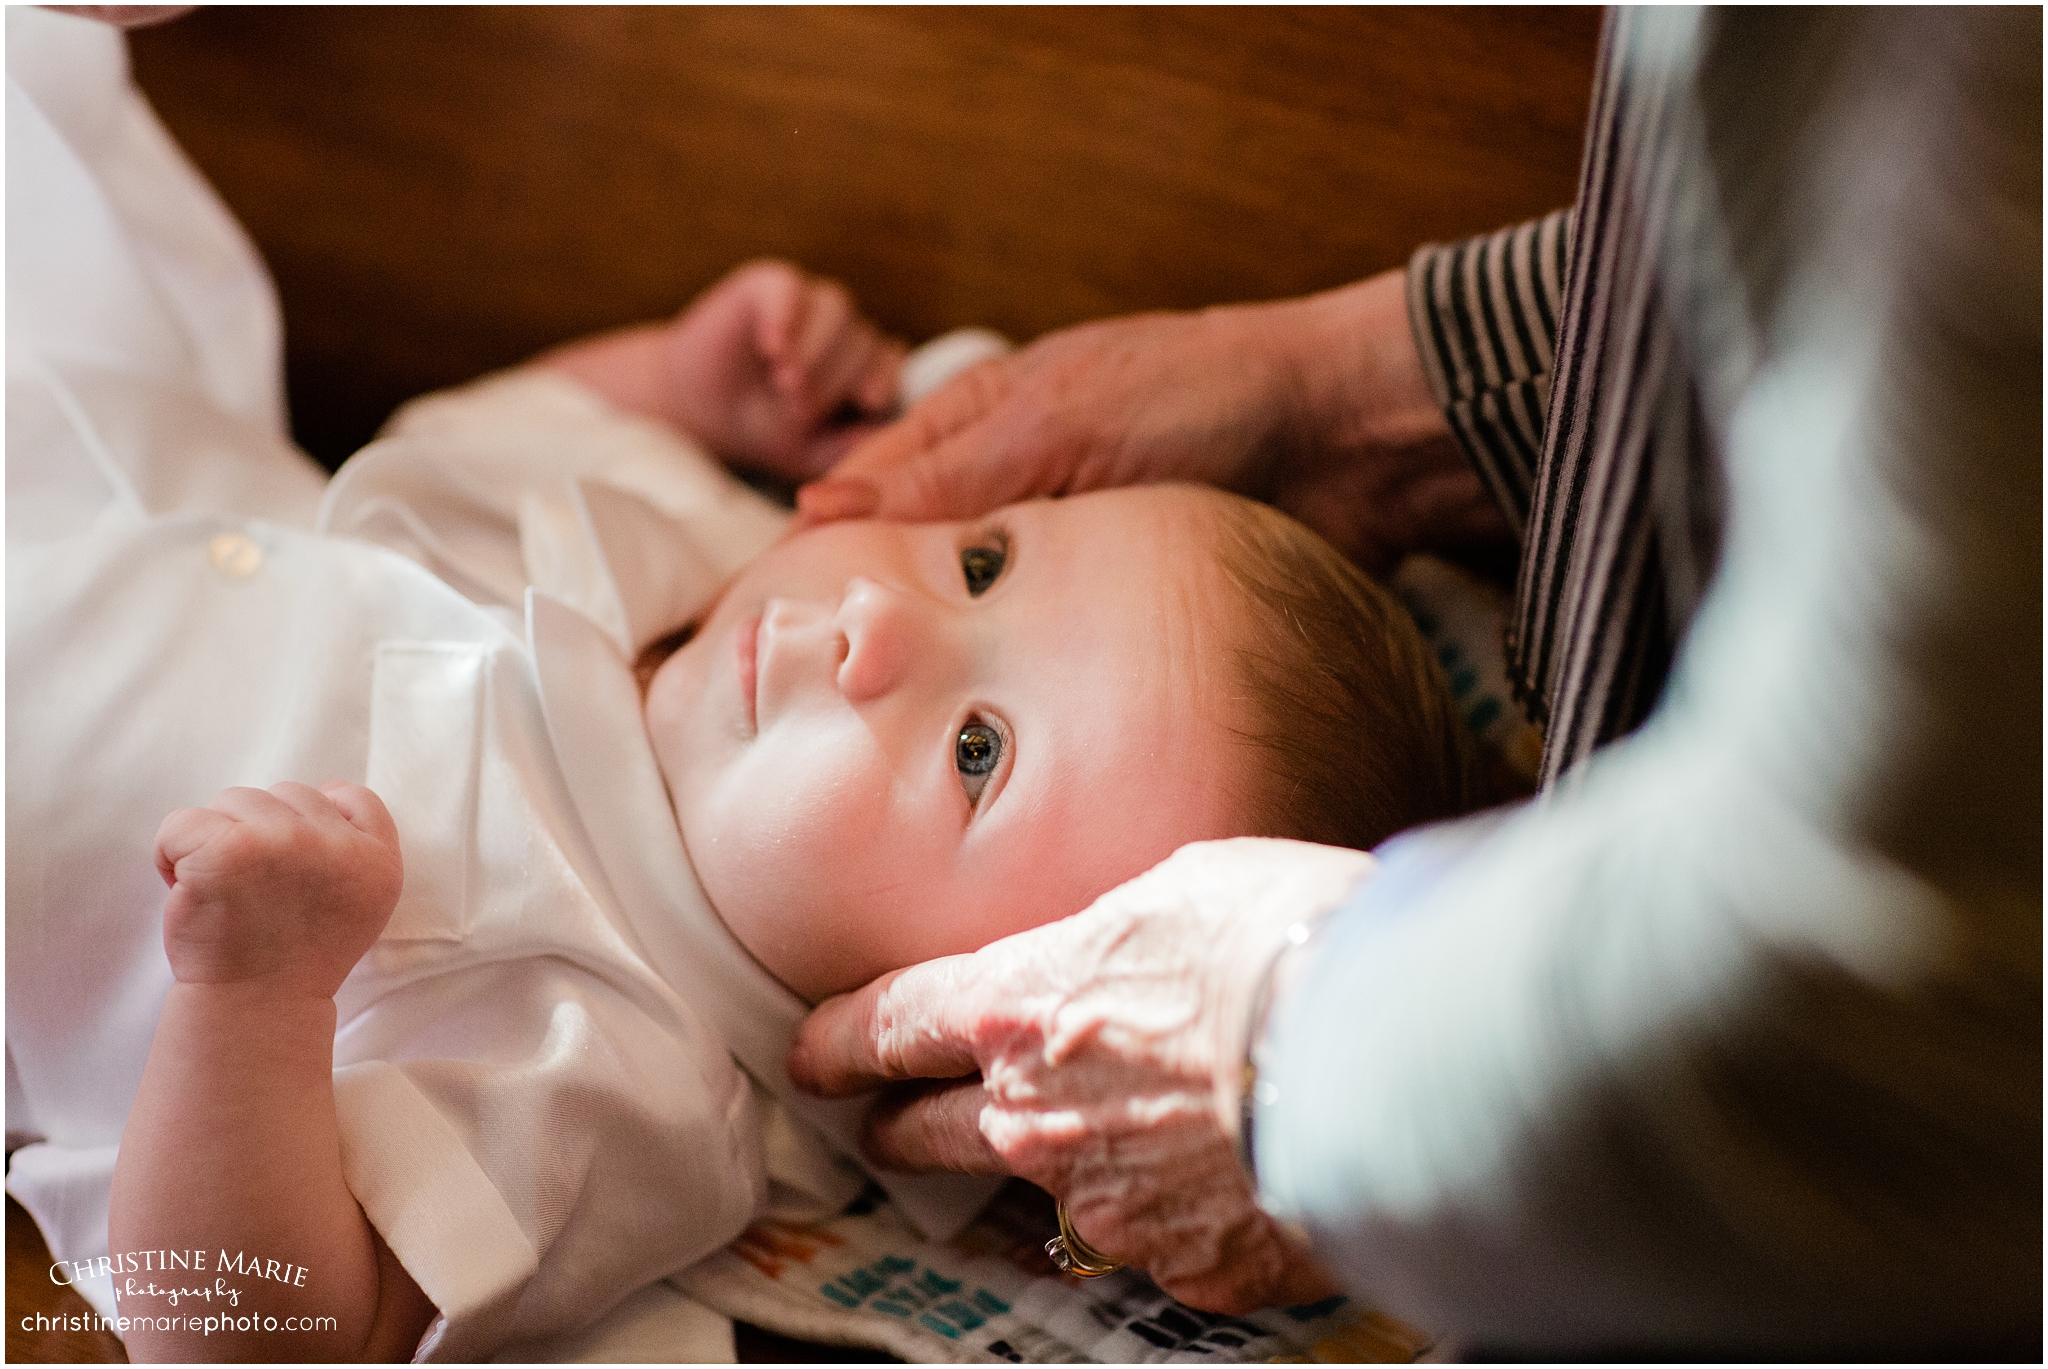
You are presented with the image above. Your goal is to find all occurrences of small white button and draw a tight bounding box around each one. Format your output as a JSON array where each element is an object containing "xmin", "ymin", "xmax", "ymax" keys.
[{"xmin": 207, "ymin": 531, "xmax": 262, "ymax": 579}]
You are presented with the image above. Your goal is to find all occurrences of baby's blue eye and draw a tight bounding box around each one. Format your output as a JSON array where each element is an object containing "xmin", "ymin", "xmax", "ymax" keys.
[
  {"xmin": 956, "ymin": 721, "xmax": 1002, "ymax": 805},
  {"xmin": 960, "ymin": 541, "xmax": 1006, "ymax": 597}
]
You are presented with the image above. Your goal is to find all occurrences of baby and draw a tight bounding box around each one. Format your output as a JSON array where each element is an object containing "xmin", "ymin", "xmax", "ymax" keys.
[{"xmin": 14, "ymin": 265, "xmax": 1467, "ymax": 1360}]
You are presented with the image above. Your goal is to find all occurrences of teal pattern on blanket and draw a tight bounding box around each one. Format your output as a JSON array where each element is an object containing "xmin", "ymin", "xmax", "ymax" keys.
[
  {"xmin": 673, "ymin": 1180, "xmax": 1433, "ymax": 1363},
  {"xmin": 819, "ymin": 1253, "xmax": 1014, "ymax": 1338}
]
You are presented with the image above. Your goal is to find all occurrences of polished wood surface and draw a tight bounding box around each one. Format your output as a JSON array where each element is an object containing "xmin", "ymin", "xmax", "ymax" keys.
[
  {"xmin": 129, "ymin": 6, "xmax": 1599, "ymax": 465},
  {"xmin": 7, "ymin": 1197, "xmax": 129, "ymax": 1364}
]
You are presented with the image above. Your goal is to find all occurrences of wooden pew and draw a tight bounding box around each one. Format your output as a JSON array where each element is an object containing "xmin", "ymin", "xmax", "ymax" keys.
[{"xmin": 126, "ymin": 6, "xmax": 1598, "ymax": 466}]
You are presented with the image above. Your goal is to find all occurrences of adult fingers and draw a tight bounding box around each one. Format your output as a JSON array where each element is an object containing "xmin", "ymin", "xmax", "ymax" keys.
[
  {"xmin": 1156, "ymin": 1231, "xmax": 1346, "ymax": 1317},
  {"xmin": 859, "ymin": 1078, "xmax": 1010, "ymax": 1175},
  {"xmin": 799, "ymin": 374, "xmax": 989, "ymax": 516},
  {"xmin": 791, "ymin": 471, "xmax": 882, "ymax": 524},
  {"xmin": 786, "ymin": 958, "xmax": 985, "ymax": 1097},
  {"xmin": 794, "ymin": 419, "xmax": 891, "ymax": 484},
  {"xmin": 1261, "ymin": 1247, "xmax": 1346, "ymax": 1310},
  {"xmin": 153, "ymin": 805, "xmax": 238, "ymax": 885},
  {"xmin": 858, "ymin": 336, "xmax": 908, "ymax": 414},
  {"xmin": 795, "ymin": 360, "xmax": 1038, "ymax": 526}
]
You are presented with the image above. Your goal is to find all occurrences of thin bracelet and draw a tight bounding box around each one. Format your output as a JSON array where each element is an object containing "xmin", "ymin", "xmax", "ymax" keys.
[{"xmin": 1235, "ymin": 917, "xmax": 1327, "ymax": 1189}]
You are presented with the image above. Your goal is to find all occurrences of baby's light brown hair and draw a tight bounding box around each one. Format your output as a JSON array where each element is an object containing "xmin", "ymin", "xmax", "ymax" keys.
[{"xmin": 1206, "ymin": 494, "xmax": 1476, "ymax": 851}]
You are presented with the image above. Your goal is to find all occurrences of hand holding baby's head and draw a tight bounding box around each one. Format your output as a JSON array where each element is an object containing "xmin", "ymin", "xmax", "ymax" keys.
[{"xmin": 645, "ymin": 485, "xmax": 1470, "ymax": 1003}]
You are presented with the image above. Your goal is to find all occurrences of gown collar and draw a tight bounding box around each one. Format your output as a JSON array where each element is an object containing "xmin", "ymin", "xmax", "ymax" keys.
[{"xmin": 524, "ymin": 485, "xmax": 1000, "ymax": 1239}]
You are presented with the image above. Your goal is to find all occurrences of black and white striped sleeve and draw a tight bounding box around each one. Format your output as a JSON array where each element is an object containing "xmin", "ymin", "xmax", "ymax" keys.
[{"xmin": 1404, "ymin": 211, "xmax": 1572, "ymax": 540}]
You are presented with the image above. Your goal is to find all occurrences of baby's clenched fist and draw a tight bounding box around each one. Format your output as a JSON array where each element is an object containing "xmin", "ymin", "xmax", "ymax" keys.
[
  {"xmin": 153, "ymin": 781, "xmax": 403, "ymax": 1000},
  {"xmin": 663, "ymin": 258, "xmax": 905, "ymax": 482}
]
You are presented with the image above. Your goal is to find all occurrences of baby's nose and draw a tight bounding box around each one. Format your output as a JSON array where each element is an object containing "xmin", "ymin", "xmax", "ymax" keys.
[{"xmin": 834, "ymin": 577, "xmax": 916, "ymax": 702}]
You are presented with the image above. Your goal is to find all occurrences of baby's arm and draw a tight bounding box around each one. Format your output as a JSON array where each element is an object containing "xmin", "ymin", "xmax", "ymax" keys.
[
  {"xmin": 111, "ymin": 783, "xmax": 436, "ymax": 1362},
  {"xmin": 538, "ymin": 258, "xmax": 903, "ymax": 484}
]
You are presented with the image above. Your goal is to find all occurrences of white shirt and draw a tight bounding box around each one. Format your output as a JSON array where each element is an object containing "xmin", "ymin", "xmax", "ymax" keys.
[
  {"xmin": 11, "ymin": 351, "xmax": 998, "ymax": 1369},
  {"xmin": 6, "ymin": 13, "xmax": 995, "ymax": 1357}
]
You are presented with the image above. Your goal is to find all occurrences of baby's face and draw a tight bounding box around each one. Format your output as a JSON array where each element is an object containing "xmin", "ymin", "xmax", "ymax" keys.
[{"xmin": 645, "ymin": 486, "xmax": 1255, "ymax": 1002}]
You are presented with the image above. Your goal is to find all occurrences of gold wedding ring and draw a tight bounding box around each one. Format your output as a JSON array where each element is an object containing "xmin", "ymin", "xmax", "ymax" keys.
[{"xmin": 1045, "ymin": 1199, "xmax": 1123, "ymax": 1278}]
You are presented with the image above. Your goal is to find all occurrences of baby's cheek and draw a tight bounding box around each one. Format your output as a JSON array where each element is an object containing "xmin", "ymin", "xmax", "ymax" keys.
[
  {"xmin": 916, "ymin": 871, "xmax": 1089, "ymax": 968},
  {"xmin": 691, "ymin": 737, "xmax": 910, "ymax": 1002},
  {"xmin": 819, "ymin": 844, "xmax": 1081, "ymax": 993}
]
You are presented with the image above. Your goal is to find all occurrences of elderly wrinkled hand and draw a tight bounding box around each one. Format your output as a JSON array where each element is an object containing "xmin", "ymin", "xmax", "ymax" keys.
[
  {"xmin": 793, "ymin": 303, "xmax": 1302, "ymax": 528},
  {"xmin": 795, "ymin": 270, "xmax": 1500, "ymax": 575},
  {"xmin": 788, "ymin": 837, "xmax": 1375, "ymax": 1314}
]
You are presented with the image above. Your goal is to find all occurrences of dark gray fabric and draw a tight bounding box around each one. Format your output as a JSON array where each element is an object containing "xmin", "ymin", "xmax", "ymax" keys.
[{"xmin": 1267, "ymin": 6, "xmax": 2040, "ymax": 1350}]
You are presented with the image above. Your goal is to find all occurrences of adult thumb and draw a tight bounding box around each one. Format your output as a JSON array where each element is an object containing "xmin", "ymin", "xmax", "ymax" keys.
[{"xmin": 798, "ymin": 359, "xmax": 1029, "ymax": 524}]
